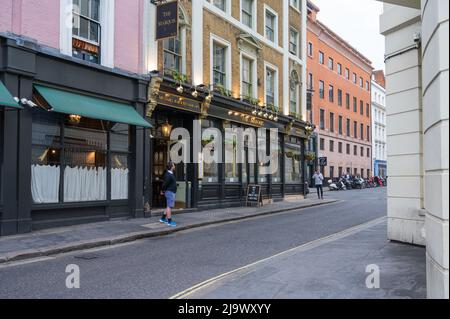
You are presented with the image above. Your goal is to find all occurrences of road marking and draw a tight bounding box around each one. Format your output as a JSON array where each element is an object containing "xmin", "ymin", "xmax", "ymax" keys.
[
  {"xmin": 169, "ymin": 216, "xmax": 387, "ymax": 299},
  {"xmin": 0, "ymin": 256, "xmax": 56, "ymax": 269}
]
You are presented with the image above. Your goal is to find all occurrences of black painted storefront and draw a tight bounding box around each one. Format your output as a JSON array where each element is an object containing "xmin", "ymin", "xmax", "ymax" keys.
[
  {"xmin": 0, "ymin": 36, "xmax": 149, "ymax": 235},
  {"xmin": 147, "ymin": 78, "xmax": 308, "ymax": 211},
  {"xmin": 0, "ymin": 36, "xmax": 310, "ymax": 236}
]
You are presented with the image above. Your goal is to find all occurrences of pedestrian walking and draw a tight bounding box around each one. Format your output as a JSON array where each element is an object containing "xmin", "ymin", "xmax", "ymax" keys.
[
  {"xmin": 313, "ymin": 169, "xmax": 324, "ymax": 200},
  {"xmin": 160, "ymin": 161, "xmax": 177, "ymax": 227}
]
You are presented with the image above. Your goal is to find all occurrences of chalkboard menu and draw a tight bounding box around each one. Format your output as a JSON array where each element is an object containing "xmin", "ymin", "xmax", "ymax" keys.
[{"xmin": 246, "ymin": 184, "xmax": 262, "ymax": 207}]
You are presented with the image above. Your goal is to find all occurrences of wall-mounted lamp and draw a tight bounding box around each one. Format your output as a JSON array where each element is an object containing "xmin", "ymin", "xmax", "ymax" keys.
[{"xmin": 161, "ymin": 121, "xmax": 173, "ymax": 138}]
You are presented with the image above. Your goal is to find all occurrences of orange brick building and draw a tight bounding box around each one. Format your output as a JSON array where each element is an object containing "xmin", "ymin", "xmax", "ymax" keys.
[{"xmin": 307, "ymin": 1, "xmax": 373, "ymax": 179}]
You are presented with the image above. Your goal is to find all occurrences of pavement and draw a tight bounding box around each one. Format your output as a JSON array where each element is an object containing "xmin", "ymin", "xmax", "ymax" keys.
[
  {"xmin": 176, "ymin": 218, "xmax": 426, "ymax": 299},
  {"xmin": 0, "ymin": 197, "xmax": 337, "ymax": 265}
]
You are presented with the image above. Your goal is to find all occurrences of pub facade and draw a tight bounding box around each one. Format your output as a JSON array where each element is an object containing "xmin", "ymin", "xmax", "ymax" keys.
[{"xmin": 0, "ymin": 0, "xmax": 311, "ymax": 235}]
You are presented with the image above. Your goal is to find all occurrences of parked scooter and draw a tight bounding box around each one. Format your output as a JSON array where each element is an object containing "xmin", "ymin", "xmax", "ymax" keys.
[
  {"xmin": 352, "ymin": 177, "xmax": 365, "ymax": 189},
  {"xmin": 328, "ymin": 178, "xmax": 347, "ymax": 191}
]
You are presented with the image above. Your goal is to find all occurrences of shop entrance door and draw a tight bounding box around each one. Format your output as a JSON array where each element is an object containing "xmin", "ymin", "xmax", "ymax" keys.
[{"xmin": 151, "ymin": 138, "xmax": 189, "ymax": 209}]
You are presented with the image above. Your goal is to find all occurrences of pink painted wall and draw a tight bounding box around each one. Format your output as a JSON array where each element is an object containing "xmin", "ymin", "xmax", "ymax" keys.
[
  {"xmin": 114, "ymin": 0, "xmax": 143, "ymax": 74},
  {"xmin": 0, "ymin": 0, "xmax": 60, "ymax": 49},
  {"xmin": 0, "ymin": 0, "xmax": 145, "ymax": 74}
]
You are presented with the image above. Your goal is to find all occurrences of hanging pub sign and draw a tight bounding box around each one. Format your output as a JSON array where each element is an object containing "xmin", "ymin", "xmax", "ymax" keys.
[{"xmin": 156, "ymin": 0, "xmax": 179, "ymax": 41}]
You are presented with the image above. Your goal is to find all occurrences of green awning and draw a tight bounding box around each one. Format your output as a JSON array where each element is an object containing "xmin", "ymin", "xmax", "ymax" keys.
[
  {"xmin": 0, "ymin": 81, "xmax": 22, "ymax": 109},
  {"xmin": 34, "ymin": 85, "xmax": 152, "ymax": 128}
]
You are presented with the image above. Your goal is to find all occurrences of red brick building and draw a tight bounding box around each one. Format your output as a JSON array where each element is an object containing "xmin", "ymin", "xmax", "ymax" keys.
[{"xmin": 307, "ymin": 1, "xmax": 373, "ymax": 179}]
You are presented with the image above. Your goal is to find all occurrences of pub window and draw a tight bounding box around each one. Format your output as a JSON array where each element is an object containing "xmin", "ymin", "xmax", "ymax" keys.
[
  {"xmin": 265, "ymin": 67, "xmax": 276, "ymax": 106},
  {"xmin": 258, "ymin": 129, "xmax": 269, "ymax": 184},
  {"xmin": 110, "ymin": 123, "xmax": 130, "ymax": 200},
  {"xmin": 289, "ymin": 28, "xmax": 299, "ymax": 56},
  {"xmin": 265, "ymin": 8, "xmax": 277, "ymax": 43},
  {"xmin": 241, "ymin": 0, "xmax": 254, "ymax": 28},
  {"xmin": 224, "ymin": 123, "xmax": 239, "ymax": 184},
  {"xmin": 72, "ymin": 0, "xmax": 101, "ymax": 64},
  {"xmin": 272, "ymin": 134, "xmax": 282, "ymax": 183},
  {"xmin": 212, "ymin": 0, "xmax": 226, "ymax": 11},
  {"xmin": 200, "ymin": 119, "xmax": 220, "ymax": 184},
  {"xmin": 163, "ymin": 32, "xmax": 182, "ymax": 75},
  {"xmin": 213, "ymin": 42, "xmax": 227, "ymax": 88},
  {"xmin": 241, "ymin": 56, "xmax": 254, "ymax": 98},
  {"xmin": 284, "ymin": 140, "xmax": 301, "ymax": 184},
  {"xmin": 31, "ymin": 109, "xmax": 130, "ymax": 204},
  {"xmin": 290, "ymin": 71, "xmax": 299, "ymax": 114}
]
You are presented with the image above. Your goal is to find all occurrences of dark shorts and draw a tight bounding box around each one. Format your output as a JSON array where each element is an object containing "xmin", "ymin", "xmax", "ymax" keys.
[{"xmin": 165, "ymin": 191, "xmax": 176, "ymax": 208}]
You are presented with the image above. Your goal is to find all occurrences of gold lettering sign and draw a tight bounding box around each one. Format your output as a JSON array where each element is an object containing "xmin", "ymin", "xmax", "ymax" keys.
[{"xmin": 157, "ymin": 93, "xmax": 201, "ymax": 113}]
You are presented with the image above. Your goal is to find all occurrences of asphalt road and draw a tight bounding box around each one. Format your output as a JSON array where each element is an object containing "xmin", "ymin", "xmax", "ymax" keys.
[{"xmin": 0, "ymin": 187, "xmax": 387, "ymax": 299}]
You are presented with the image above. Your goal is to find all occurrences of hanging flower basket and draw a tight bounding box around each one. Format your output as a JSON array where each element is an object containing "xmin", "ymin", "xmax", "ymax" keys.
[{"xmin": 305, "ymin": 151, "xmax": 316, "ymax": 162}]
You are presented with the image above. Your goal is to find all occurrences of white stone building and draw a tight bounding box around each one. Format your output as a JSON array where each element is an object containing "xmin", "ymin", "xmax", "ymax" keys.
[
  {"xmin": 371, "ymin": 71, "xmax": 387, "ymax": 178},
  {"xmin": 379, "ymin": 0, "xmax": 449, "ymax": 298}
]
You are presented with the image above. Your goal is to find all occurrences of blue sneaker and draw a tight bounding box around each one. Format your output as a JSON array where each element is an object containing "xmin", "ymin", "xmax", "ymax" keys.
[
  {"xmin": 159, "ymin": 217, "xmax": 168, "ymax": 224},
  {"xmin": 166, "ymin": 220, "xmax": 177, "ymax": 227}
]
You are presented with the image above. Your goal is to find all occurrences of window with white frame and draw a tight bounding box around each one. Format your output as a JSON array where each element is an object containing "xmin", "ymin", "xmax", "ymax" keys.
[
  {"xmin": 289, "ymin": 28, "xmax": 299, "ymax": 55},
  {"xmin": 72, "ymin": 0, "xmax": 101, "ymax": 63},
  {"xmin": 290, "ymin": 71, "xmax": 299, "ymax": 114},
  {"xmin": 163, "ymin": 33, "xmax": 182, "ymax": 74},
  {"xmin": 241, "ymin": 56, "xmax": 254, "ymax": 98},
  {"xmin": 212, "ymin": 0, "xmax": 226, "ymax": 11},
  {"xmin": 212, "ymin": 42, "xmax": 227, "ymax": 87},
  {"xmin": 241, "ymin": 0, "xmax": 254, "ymax": 28},
  {"xmin": 290, "ymin": 0, "xmax": 300, "ymax": 10},
  {"xmin": 265, "ymin": 66, "xmax": 277, "ymax": 106},
  {"xmin": 265, "ymin": 8, "xmax": 277, "ymax": 43}
]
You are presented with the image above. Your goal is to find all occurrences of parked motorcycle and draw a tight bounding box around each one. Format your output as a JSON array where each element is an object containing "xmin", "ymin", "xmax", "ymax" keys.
[
  {"xmin": 328, "ymin": 178, "xmax": 346, "ymax": 191},
  {"xmin": 352, "ymin": 177, "xmax": 365, "ymax": 189}
]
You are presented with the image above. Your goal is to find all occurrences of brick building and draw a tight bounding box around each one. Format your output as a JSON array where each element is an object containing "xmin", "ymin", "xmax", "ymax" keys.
[
  {"xmin": 306, "ymin": 1, "xmax": 373, "ymax": 180},
  {"xmin": 0, "ymin": 0, "xmax": 312, "ymax": 235}
]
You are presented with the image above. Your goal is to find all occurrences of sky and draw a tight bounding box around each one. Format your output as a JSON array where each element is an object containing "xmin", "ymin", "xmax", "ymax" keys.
[{"xmin": 311, "ymin": 0, "xmax": 385, "ymax": 71}]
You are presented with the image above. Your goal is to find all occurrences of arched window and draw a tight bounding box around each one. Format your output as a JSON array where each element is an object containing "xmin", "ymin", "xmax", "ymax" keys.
[{"xmin": 163, "ymin": 5, "xmax": 189, "ymax": 75}]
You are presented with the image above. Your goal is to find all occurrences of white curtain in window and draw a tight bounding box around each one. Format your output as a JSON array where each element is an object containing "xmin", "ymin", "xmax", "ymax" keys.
[
  {"xmin": 31, "ymin": 165, "xmax": 60, "ymax": 203},
  {"xmin": 111, "ymin": 168, "xmax": 129, "ymax": 200},
  {"xmin": 64, "ymin": 166, "xmax": 106, "ymax": 202}
]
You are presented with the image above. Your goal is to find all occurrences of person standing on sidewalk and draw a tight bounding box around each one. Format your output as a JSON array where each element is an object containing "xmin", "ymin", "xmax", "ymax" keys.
[
  {"xmin": 313, "ymin": 169, "xmax": 324, "ymax": 200},
  {"xmin": 160, "ymin": 161, "xmax": 177, "ymax": 227}
]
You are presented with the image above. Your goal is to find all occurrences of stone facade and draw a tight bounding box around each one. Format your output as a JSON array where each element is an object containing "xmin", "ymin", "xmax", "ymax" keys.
[{"xmin": 380, "ymin": 0, "xmax": 449, "ymax": 299}]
